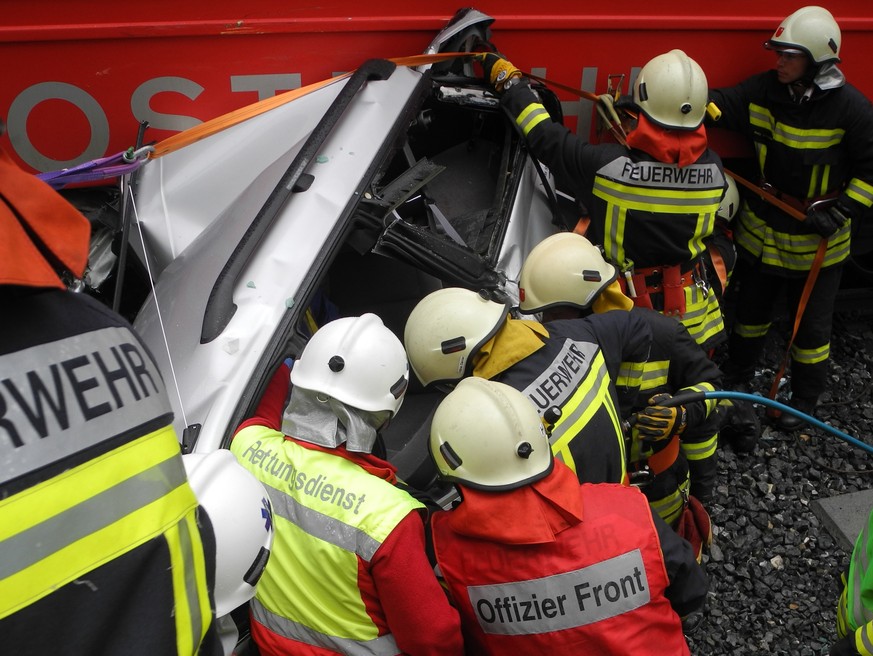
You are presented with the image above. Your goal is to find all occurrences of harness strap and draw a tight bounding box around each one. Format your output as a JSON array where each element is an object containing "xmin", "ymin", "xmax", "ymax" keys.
[
  {"xmin": 618, "ymin": 261, "xmax": 700, "ymax": 316},
  {"xmin": 760, "ymin": 182, "xmax": 840, "ymax": 214},
  {"xmin": 766, "ymin": 238, "xmax": 829, "ymax": 417},
  {"xmin": 629, "ymin": 435, "xmax": 681, "ymax": 476}
]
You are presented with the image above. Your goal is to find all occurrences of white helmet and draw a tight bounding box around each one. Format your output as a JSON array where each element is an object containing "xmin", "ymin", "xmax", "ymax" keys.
[
  {"xmin": 429, "ymin": 377, "xmax": 553, "ymax": 490},
  {"xmin": 717, "ymin": 175, "xmax": 740, "ymax": 222},
  {"xmin": 634, "ymin": 49, "xmax": 709, "ymax": 130},
  {"xmin": 518, "ymin": 232, "xmax": 617, "ymax": 314},
  {"xmin": 291, "ymin": 313, "xmax": 409, "ymax": 416},
  {"xmin": 765, "ymin": 6, "xmax": 841, "ymax": 65},
  {"xmin": 404, "ymin": 288, "xmax": 510, "ymax": 387},
  {"xmin": 183, "ymin": 450, "xmax": 274, "ymax": 617}
]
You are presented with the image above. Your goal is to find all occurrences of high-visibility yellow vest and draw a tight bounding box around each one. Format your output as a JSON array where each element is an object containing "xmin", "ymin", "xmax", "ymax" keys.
[{"xmin": 232, "ymin": 425, "xmax": 424, "ymax": 655}]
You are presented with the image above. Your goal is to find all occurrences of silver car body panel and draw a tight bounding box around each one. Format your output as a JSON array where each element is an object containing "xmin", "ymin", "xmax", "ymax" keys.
[{"xmin": 134, "ymin": 66, "xmax": 424, "ymax": 453}]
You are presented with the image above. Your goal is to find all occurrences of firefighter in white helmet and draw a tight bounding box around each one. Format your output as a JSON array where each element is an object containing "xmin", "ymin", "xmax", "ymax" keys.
[
  {"xmin": 709, "ymin": 6, "xmax": 873, "ymax": 431},
  {"xmin": 404, "ymin": 287, "xmax": 653, "ymax": 486},
  {"xmin": 517, "ymin": 232, "xmax": 722, "ymax": 559},
  {"xmin": 478, "ymin": 48, "xmax": 729, "ymax": 352},
  {"xmin": 230, "ymin": 314, "xmax": 462, "ymax": 656},
  {"xmin": 427, "ymin": 377, "xmax": 707, "ymax": 654}
]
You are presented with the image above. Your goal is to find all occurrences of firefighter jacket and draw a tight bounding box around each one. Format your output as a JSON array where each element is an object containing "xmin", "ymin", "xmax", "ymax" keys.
[
  {"xmin": 502, "ymin": 82, "xmax": 728, "ymax": 350},
  {"xmin": 231, "ymin": 365, "xmax": 463, "ymax": 656},
  {"xmin": 837, "ymin": 507, "xmax": 873, "ymax": 655},
  {"xmin": 710, "ymin": 70, "xmax": 873, "ymax": 276},
  {"xmin": 430, "ymin": 461, "xmax": 707, "ymax": 654},
  {"xmin": 0, "ymin": 287, "xmax": 220, "ymax": 656},
  {"xmin": 478, "ymin": 313, "xmax": 652, "ymax": 485},
  {"xmin": 619, "ymin": 307, "xmax": 722, "ymax": 523}
]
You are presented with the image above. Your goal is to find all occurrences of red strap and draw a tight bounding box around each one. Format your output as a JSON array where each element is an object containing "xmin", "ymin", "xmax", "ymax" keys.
[
  {"xmin": 661, "ymin": 264, "xmax": 687, "ymax": 317},
  {"xmin": 766, "ymin": 238, "xmax": 829, "ymax": 417}
]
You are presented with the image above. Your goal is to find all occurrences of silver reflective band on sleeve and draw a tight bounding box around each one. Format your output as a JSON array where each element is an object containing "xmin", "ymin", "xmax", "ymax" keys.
[
  {"xmin": 467, "ymin": 549, "xmax": 650, "ymax": 635},
  {"xmin": 251, "ymin": 598, "xmax": 400, "ymax": 655}
]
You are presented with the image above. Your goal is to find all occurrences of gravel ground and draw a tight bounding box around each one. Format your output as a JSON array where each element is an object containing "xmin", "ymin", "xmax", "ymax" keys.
[{"xmin": 687, "ymin": 307, "xmax": 873, "ymax": 656}]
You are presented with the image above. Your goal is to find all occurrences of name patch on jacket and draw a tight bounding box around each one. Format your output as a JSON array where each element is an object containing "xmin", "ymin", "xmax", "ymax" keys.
[
  {"xmin": 599, "ymin": 157, "xmax": 721, "ymax": 189},
  {"xmin": 521, "ymin": 339, "xmax": 597, "ymax": 412},
  {"xmin": 467, "ymin": 549, "xmax": 651, "ymax": 635},
  {"xmin": 1, "ymin": 327, "xmax": 171, "ymax": 480}
]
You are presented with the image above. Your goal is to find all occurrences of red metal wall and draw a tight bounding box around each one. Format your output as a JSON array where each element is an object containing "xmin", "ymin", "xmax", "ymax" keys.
[{"xmin": 2, "ymin": 1, "xmax": 871, "ymax": 172}]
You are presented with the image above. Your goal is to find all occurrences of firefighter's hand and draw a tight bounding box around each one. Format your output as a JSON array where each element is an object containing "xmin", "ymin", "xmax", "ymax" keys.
[
  {"xmin": 805, "ymin": 203, "xmax": 850, "ymax": 238},
  {"xmin": 477, "ymin": 53, "xmax": 522, "ymax": 92},
  {"xmin": 632, "ymin": 393, "xmax": 687, "ymax": 442},
  {"xmin": 830, "ymin": 634, "xmax": 861, "ymax": 656}
]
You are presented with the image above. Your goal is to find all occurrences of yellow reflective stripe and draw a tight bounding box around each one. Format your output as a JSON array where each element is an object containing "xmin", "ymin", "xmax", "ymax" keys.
[
  {"xmin": 593, "ymin": 178, "xmax": 722, "ymax": 214},
  {"xmin": 166, "ymin": 511, "xmax": 212, "ymax": 655},
  {"xmin": 790, "ymin": 342, "xmax": 830, "ymax": 365},
  {"xmin": 859, "ymin": 623, "xmax": 873, "ymax": 656},
  {"xmin": 847, "ymin": 178, "xmax": 873, "ymax": 208},
  {"xmin": 649, "ymin": 476, "xmax": 689, "ymax": 525},
  {"xmin": 617, "ymin": 359, "xmax": 645, "ymax": 390},
  {"xmin": 681, "ymin": 433, "xmax": 718, "ymax": 460},
  {"xmin": 680, "ymin": 295, "xmax": 725, "ymax": 347},
  {"xmin": 516, "ymin": 103, "xmax": 550, "ymax": 136},
  {"xmin": 681, "ymin": 382, "xmax": 717, "ymax": 416},
  {"xmin": 749, "ymin": 104, "xmax": 845, "ymax": 149},
  {"xmin": 551, "ymin": 352, "xmax": 626, "ymax": 481},
  {"xmin": 755, "ymin": 142, "xmax": 768, "ymax": 172},
  {"xmin": 820, "ymin": 165, "xmax": 831, "ymax": 197},
  {"xmin": 807, "ymin": 165, "xmax": 820, "ymax": 199},
  {"xmin": 838, "ymin": 586, "xmax": 850, "ymax": 637},
  {"xmin": 639, "ymin": 360, "xmax": 669, "ymax": 391},
  {"xmin": 735, "ymin": 321, "xmax": 770, "ymax": 339},
  {"xmin": 0, "ymin": 427, "xmax": 197, "ymax": 619},
  {"xmin": 603, "ymin": 203, "xmax": 628, "ymax": 265},
  {"xmin": 736, "ymin": 209, "xmax": 851, "ymax": 270}
]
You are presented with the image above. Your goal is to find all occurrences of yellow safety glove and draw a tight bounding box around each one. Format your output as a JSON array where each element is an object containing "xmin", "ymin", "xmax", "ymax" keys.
[
  {"xmin": 632, "ymin": 393, "xmax": 687, "ymax": 443},
  {"xmin": 477, "ymin": 52, "xmax": 522, "ymax": 92}
]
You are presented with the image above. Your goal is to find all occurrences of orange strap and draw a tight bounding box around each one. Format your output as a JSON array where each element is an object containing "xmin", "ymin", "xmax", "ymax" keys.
[
  {"xmin": 641, "ymin": 435, "xmax": 681, "ymax": 475},
  {"xmin": 724, "ymin": 167, "xmax": 807, "ymax": 222},
  {"xmin": 707, "ymin": 245, "xmax": 729, "ymax": 292},
  {"xmin": 765, "ymin": 238, "xmax": 829, "ymax": 417},
  {"xmin": 151, "ymin": 52, "xmax": 475, "ymax": 158}
]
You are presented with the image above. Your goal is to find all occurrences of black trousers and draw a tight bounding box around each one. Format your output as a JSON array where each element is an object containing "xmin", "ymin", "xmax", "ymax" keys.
[{"xmin": 726, "ymin": 259, "xmax": 843, "ymax": 400}]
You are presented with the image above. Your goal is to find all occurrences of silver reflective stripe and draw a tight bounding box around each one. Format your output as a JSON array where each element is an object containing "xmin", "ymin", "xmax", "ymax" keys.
[
  {"xmin": 178, "ymin": 514, "xmax": 204, "ymax": 647},
  {"xmin": 269, "ymin": 486, "xmax": 382, "ymax": 561},
  {"xmin": 467, "ymin": 549, "xmax": 650, "ymax": 635},
  {"xmin": 0, "ymin": 455, "xmax": 187, "ymax": 578},
  {"xmin": 522, "ymin": 339, "xmax": 597, "ymax": 412},
  {"xmin": 251, "ymin": 597, "xmax": 400, "ymax": 655},
  {"xmin": 549, "ymin": 361, "xmax": 610, "ymax": 446},
  {"xmin": 595, "ymin": 157, "xmax": 724, "ymax": 191},
  {"xmin": 0, "ymin": 326, "xmax": 171, "ymax": 481}
]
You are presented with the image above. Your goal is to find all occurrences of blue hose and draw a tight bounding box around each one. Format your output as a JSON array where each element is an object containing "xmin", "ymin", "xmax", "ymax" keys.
[{"xmin": 666, "ymin": 390, "xmax": 873, "ymax": 457}]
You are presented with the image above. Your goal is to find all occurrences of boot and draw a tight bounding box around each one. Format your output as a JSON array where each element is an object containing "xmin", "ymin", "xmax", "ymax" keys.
[
  {"xmin": 777, "ymin": 396, "xmax": 818, "ymax": 431},
  {"xmin": 718, "ymin": 398, "xmax": 761, "ymax": 453}
]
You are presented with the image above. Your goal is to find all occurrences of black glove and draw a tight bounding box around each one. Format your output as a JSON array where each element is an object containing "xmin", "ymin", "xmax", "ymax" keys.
[
  {"xmin": 631, "ymin": 393, "xmax": 687, "ymax": 443},
  {"xmin": 476, "ymin": 52, "xmax": 522, "ymax": 92},
  {"xmin": 805, "ymin": 203, "xmax": 850, "ymax": 238},
  {"xmin": 830, "ymin": 633, "xmax": 861, "ymax": 656}
]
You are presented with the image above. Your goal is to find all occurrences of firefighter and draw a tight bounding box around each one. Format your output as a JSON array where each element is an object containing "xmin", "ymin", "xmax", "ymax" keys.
[
  {"xmin": 478, "ymin": 48, "xmax": 729, "ymax": 352},
  {"xmin": 230, "ymin": 314, "xmax": 463, "ymax": 656},
  {"xmin": 404, "ymin": 287, "xmax": 653, "ymax": 486},
  {"xmin": 0, "ymin": 132, "xmax": 222, "ymax": 654},
  {"xmin": 708, "ymin": 6, "xmax": 873, "ymax": 430},
  {"xmin": 832, "ymin": 505, "xmax": 873, "ymax": 656},
  {"xmin": 517, "ymin": 232, "xmax": 720, "ymax": 558},
  {"xmin": 428, "ymin": 377, "xmax": 707, "ymax": 655}
]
